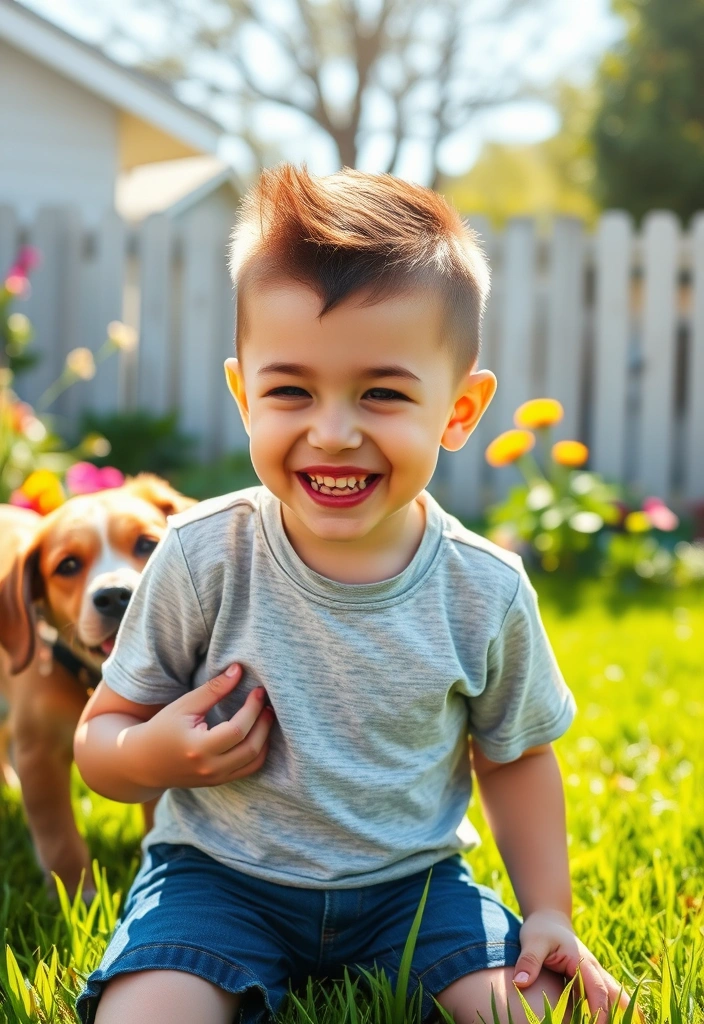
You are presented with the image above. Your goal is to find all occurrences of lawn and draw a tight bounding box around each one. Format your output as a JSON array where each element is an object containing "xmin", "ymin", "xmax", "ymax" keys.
[{"xmin": 0, "ymin": 575, "xmax": 702, "ymax": 1024}]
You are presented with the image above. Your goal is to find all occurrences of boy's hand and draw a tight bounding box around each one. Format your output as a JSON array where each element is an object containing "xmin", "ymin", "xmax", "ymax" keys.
[
  {"xmin": 128, "ymin": 664, "xmax": 274, "ymax": 790},
  {"xmin": 513, "ymin": 909, "xmax": 643, "ymax": 1022}
]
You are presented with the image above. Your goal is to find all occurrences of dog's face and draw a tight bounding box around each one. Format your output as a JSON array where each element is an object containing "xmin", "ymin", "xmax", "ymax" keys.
[{"xmin": 0, "ymin": 474, "xmax": 195, "ymax": 675}]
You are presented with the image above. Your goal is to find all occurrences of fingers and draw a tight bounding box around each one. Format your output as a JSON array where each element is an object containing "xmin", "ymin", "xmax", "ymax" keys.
[
  {"xmin": 218, "ymin": 706, "xmax": 275, "ymax": 776},
  {"xmin": 204, "ymin": 686, "xmax": 269, "ymax": 754},
  {"xmin": 172, "ymin": 664, "xmax": 242, "ymax": 716},
  {"xmin": 578, "ymin": 959, "xmax": 615, "ymax": 1023}
]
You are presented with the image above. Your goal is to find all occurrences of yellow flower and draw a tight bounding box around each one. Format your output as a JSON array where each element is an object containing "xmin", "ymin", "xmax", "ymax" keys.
[
  {"xmin": 485, "ymin": 429, "xmax": 535, "ymax": 467},
  {"xmin": 7, "ymin": 312, "xmax": 32, "ymax": 343},
  {"xmin": 625, "ymin": 511, "xmax": 651, "ymax": 533},
  {"xmin": 107, "ymin": 320, "xmax": 138, "ymax": 351},
  {"xmin": 514, "ymin": 398, "xmax": 563, "ymax": 429},
  {"xmin": 19, "ymin": 470, "xmax": 65, "ymax": 515},
  {"xmin": 66, "ymin": 347, "xmax": 96, "ymax": 380},
  {"xmin": 552, "ymin": 440, "xmax": 588, "ymax": 467}
]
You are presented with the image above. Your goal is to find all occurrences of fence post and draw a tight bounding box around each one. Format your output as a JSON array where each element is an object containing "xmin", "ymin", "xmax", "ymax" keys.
[
  {"xmin": 686, "ymin": 214, "xmax": 704, "ymax": 503},
  {"xmin": 21, "ymin": 207, "xmax": 82, "ymax": 419},
  {"xmin": 639, "ymin": 211, "xmax": 679, "ymax": 500},
  {"xmin": 545, "ymin": 217, "xmax": 585, "ymax": 442},
  {"xmin": 591, "ymin": 211, "xmax": 633, "ymax": 484},
  {"xmin": 492, "ymin": 217, "xmax": 537, "ymax": 500}
]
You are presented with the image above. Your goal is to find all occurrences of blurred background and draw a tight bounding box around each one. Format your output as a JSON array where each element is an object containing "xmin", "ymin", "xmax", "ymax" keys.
[{"xmin": 1, "ymin": 0, "xmax": 703, "ymax": 571}]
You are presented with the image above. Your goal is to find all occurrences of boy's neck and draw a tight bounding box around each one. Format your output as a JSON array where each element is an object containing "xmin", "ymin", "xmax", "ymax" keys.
[{"xmin": 279, "ymin": 496, "xmax": 426, "ymax": 584}]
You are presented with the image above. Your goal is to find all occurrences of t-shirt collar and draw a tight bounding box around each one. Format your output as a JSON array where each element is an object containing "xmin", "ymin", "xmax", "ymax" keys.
[{"xmin": 258, "ymin": 487, "xmax": 444, "ymax": 606}]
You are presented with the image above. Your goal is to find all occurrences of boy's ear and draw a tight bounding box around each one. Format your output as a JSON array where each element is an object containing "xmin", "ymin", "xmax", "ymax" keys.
[
  {"xmin": 224, "ymin": 357, "xmax": 251, "ymax": 436},
  {"xmin": 440, "ymin": 369, "xmax": 497, "ymax": 452}
]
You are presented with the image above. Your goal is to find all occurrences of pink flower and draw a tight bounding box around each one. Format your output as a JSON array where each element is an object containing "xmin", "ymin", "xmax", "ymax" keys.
[
  {"xmin": 15, "ymin": 246, "xmax": 41, "ymax": 274},
  {"xmin": 642, "ymin": 498, "xmax": 679, "ymax": 531},
  {"xmin": 97, "ymin": 466, "xmax": 125, "ymax": 489},
  {"xmin": 4, "ymin": 274, "xmax": 29, "ymax": 298},
  {"xmin": 66, "ymin": 462, "xmax": 125, "ymax": 495}
]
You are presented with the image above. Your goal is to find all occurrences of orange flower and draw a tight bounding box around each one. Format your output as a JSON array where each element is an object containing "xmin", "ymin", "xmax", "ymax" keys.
[
  {"xmin": 486, "ymin": 429, "xmax": 535, "ymax": 467},
  {"xmin": 514, "ymin": 398, "xmax": 563, "ymax": 429},
  {"xmin": 552, "ymin": 440, "xmax": 588, "ymax": 467}
]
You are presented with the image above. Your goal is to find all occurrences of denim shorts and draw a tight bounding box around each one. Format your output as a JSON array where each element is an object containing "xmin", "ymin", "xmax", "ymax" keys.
[{"xmin": 76, "ymin": 844, "xmax": 522, "ymax": 1024}]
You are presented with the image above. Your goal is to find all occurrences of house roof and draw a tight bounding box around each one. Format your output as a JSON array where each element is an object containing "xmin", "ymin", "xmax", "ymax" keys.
[
  {"xmin": 116, "ymin": 156, "xmax": 242, "ymax": 221},
  {"xmin": 0, "ymin": 0, "xmax": 224, "ymax": 156}
]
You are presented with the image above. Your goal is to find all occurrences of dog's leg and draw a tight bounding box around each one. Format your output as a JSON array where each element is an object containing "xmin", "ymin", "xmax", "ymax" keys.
[{"xmin": 10, "ymin": 660, "xmax": 94, "ymax": 899}]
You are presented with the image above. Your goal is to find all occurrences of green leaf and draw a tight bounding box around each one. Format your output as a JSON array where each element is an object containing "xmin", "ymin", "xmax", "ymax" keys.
[
  {"xmin": 4, "ymin": 945, "xmax": 31, "ymax": 1021},
  {"xmin": 511, "ymin": 977, "xmax": 542, "ymax": 1024},
  {"xmin": 392, "ymin": 870, "xmax": 431, "ymax": 1024},
  {"xmin": 345, "ymin": 968, "xmax": 359, "ymax": 1024}
]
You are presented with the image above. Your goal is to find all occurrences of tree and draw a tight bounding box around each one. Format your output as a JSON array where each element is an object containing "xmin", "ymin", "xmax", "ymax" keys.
[
  {"xmin": 443, "ymin": 82, "xmax": 600, "ymax": 226},
  {"xmin": 107, "ymin": 0, "xmax": 562, "ymax": 188},
  {"xmin": 592, "ymin": 0, "xmax": 704, "ymax": 222}
]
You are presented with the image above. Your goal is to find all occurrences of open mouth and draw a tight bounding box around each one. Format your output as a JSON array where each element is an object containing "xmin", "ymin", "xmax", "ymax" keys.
[
  {"xmin": 300, "ymin": 472, "xmax": 380, "ymax": 495},
  {"xmin": 296, "ymin": 471, "xmax": 382, "ymax": 506},
  {"xmin": 87, "ymin": 634, "xmax": 116, "ymax": 657}
]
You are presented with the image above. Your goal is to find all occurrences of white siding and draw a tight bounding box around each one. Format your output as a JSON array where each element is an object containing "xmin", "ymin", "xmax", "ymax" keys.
[{"xmin": 0, "ymin": 40, "xmax": 117, "ymax": 220}]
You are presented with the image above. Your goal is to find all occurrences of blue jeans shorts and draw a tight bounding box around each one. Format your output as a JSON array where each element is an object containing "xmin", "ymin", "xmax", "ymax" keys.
[{"xmin": 76, "ymin": 844, "xmax": 523, "ymax": 1024}]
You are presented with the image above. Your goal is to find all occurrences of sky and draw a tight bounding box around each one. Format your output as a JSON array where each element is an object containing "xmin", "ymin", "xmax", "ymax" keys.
[{"xmin": 20, "ymin": 0, "xmax": 624, "ymax": 182}]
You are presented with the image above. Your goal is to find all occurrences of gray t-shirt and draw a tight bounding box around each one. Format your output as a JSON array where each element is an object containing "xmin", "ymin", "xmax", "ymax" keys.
[{"xmin": 103, "ymin": 485, "xmax": 577, "ymax": 888}]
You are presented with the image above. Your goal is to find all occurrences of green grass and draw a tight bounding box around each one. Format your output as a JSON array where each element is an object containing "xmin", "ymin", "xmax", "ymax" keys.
[{"xmin": 1, "ymin": 576, "xmax": 702, "ymax": 1023}]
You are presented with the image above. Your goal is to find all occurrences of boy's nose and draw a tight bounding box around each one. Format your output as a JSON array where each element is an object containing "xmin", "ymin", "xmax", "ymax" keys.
[{"xmin": 307, "ymin": 407, "xmax": 363, "ymax": 452}]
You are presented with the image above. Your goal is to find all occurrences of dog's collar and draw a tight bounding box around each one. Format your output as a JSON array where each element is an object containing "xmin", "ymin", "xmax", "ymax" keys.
[{"xmin": 50, "ymin": 641, "xmax": 102, "ymax": 693}]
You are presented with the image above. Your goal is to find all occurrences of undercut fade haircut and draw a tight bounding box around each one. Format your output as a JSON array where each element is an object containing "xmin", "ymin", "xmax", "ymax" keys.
[{"xmin": 229, "ymin": 164, "xmax": 491, "ymax": 376}]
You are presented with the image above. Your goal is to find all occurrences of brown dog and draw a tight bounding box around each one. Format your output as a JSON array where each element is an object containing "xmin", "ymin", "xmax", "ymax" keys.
[{"xmin": 0, "ymin": 474, "xmax": 195, "ymax": 895}]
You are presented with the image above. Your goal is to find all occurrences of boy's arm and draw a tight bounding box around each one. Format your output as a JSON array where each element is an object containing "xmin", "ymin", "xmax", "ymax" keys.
[
  {"xmin": 74, "ymin": 682, "xmax": 168, "ymax": 804},
  {"xmin": 74, "ymin": 667, "xmax": 274, "ymax": 802},
  {"xmin": 470, "ymin": 738, "xmax": 572, "ymax": 922}
]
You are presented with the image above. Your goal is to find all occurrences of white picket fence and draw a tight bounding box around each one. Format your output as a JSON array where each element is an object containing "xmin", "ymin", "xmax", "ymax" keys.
[{"xmin": 2, "ymin": 204, "xmax": 703, "ymax": 517}]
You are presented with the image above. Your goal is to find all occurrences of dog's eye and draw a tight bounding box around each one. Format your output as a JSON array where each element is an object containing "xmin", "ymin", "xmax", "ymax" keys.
[
  {"xmin": 134, "ymin": 536, "xmax": 158, "ymax": 558},
  {"xmin": 55, "ymin": 556, "xmax": 82, "ymax": 577}
]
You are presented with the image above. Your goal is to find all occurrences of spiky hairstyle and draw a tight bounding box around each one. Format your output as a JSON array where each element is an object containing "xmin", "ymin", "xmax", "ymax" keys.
[{"xmin": 229, "ymin": 164, "xmax": 491, "ymax": 375}]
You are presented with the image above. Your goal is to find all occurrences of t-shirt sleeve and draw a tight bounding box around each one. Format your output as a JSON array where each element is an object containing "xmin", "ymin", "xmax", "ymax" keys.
[
  {"xmin": 101, "ymin": 525, "xmax": 209, "ymax": 705},
  {"xmin": 466, "ymin": 565, "xmax": 577, "ymax": 762}
]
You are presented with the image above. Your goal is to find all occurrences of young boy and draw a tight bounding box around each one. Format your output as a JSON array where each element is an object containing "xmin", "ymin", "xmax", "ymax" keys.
[{"xmin": 74, "ymin": 165, "xmax": 633, "ymax": 1024}]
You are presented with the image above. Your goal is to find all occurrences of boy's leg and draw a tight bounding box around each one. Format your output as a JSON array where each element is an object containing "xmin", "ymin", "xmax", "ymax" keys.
[
  {"xmin": 95, "ymin": 970, "xmax": 240, "ymax": 1024},
  {"xmin": 435, "ymin": 965, "xmax": 571, "ymax": 1024}
]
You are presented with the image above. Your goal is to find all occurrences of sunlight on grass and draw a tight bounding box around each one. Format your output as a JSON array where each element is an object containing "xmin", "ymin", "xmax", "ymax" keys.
[{"xmin": 1, "ymin": 578, "xmax": 702, "ymax": 1023}]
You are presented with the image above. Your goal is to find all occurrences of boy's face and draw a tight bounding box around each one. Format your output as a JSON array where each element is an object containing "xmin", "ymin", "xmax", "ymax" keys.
[{"xmin": 225, "ymin": 281, "xmax": 495, "ymax": 546}]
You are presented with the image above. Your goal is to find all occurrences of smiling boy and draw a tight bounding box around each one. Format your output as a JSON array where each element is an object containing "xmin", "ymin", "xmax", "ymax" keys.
[{"xmin": 74, "ymin": 165, "xmax": 634, "ymax": 1024}]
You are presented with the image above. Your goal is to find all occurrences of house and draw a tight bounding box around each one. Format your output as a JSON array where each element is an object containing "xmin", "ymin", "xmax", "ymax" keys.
[{"xmin": 0, "ymin": 0, "xmax": 227, "ymax": 220}]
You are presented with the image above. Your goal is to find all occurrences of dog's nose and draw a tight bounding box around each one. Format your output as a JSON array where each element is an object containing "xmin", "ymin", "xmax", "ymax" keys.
[{"xmin": 92, "ymin": 586, "xmax": 132, "ymax": 620}]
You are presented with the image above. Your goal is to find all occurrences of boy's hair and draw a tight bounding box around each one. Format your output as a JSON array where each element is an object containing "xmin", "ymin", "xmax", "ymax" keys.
[{"xmin": 229, "ymin": 164, "xmax": 491, "ymax": 376}]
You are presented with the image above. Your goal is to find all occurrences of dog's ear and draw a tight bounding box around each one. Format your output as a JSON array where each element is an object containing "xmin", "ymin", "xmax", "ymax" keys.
[
  {"xmin": 0, "ymin": 542, "xmax": 43, "ymax": 675},
  {"xmin": 124, "ymin": 473, "xmax": 197, "ymax": 517}
]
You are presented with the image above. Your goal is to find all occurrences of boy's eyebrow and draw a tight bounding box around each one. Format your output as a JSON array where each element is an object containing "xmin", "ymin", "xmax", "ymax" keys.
[{"xmin": 257, "ymin": 362, "xmax": 422, "ymax": 383}]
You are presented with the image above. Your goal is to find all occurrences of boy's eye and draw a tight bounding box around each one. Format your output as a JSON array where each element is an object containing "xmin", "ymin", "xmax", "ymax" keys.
[
  {"xmin": 364, "ymin": 388, "xmax": 409, "ymax": 401},
  {"xmin": 266, "ymin": 386, "xmax": 309, "ymax": 398},
  {"xmin": 265, "ymin": 386, "xmax": 408, "ymax": 401}
]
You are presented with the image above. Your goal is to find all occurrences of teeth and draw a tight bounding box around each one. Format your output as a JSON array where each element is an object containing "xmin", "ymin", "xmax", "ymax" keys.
[{"xmin": 303, "ymin": 472, "xmax": 377, "ymax": 496}]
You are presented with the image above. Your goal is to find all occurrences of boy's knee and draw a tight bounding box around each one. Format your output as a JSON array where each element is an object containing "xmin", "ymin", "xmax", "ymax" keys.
[
  {"xmin": 435, "ymin": 965, "xmax": 569, "ymax": 1024},
  {"xmin": 95, "ymin": 970, "xmax": 241, "ymax": 1024}
]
